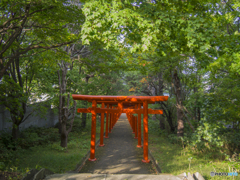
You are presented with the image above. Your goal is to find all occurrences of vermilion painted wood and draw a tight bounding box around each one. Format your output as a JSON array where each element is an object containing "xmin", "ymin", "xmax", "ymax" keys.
[
  {"xmin": 130, "ymin": 114, "xmax": 132, "ymax": 131},
  {"xmin": 73, "ymin": 94, "xmax": 168, "ymax": 163},
  {"xmin": 135, "ymin": 116, "xmax": 138, "ymax": 138},
  {"xmin": 128, "ymin": 113, "xmax": 131, "ymax": 129},
  {"xmin": 132, "ymin": 115, "xmax": 136, "ymax": 134},
  {"xmin": 118, "ymin": 103, "xmax": 123, "ymax": 122},
  {"xmin": 132, "ymin": 115, "xmax": 134, "ymax": 132},
  {"xmin": 113, "ymin": 107, "xmax": 117, "ymax": 127},
  {"xmin": 96, "ymin": 101, "xmax": 144, "ymax": 104},
  {"xmin": 142, "ymin": 101, "xmax": 150, "ymax": 163},
  {"xmin": 112, "ymin": 107, "xmax": 114, "ymax": 130},
  {"xmin": 114, "ymin": 108, "xmax": 116, "ymax": 127},
  {"xmin": 72, "ymin": 94, "xmax": 168, "ymax": 102},
  {"xmin": 109, "ymin": 105, "xmax": 112, "ymax": 133},
  {"xmin": 115, "ymin": 109, "xmax": 117, "ymax": 126},
  {"xmin": 99, "ymin": 103, "xmax": 105, "ymax": 147},
  {"xmin": 105, "ymin": 104, "xmax": 109, "ymax": 138},
  {"xmin": 129, "ymin": 114, "xmax": 132, "ymax": 131},
  {"xmin": 113, "ymin": 110, "xmax": 115, "ymax": 128},
  {"xmin": 89, "ymin": 100, "xmax": 97, "ymax": 161},
  {"xmin": 77, "ymin": 108, "xmax": 91, "ymax": 113},
  {"xmin": 112, "ymin": 106, "xmax": 114, "ymax": 129},
  {"xmin": 137, "ymin": 103, "xmax": 142, "ymax": 148},
  {"xmin": 77, "ymin": 107, "xmax": 163, "ymax": 115},
  {"xmin": 134, "ymin": 105, "xmax": 138, "ymax": 139},
  {"xmin": 126, "ymin": 113, "xmax": 130, "ymax": 127}
]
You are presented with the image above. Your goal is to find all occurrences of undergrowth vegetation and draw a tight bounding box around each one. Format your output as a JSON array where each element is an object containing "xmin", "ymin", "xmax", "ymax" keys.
[
  {"xmin": 0, "ymin": 116, "xmax": 100, "ymax": 179},
  {"xmin": 0, "ymin": 115, "xmax": 239, "ymax": 180},
  {"xmin": 148, "ymin": 118, "xmax": 240, "ymax": 180}
]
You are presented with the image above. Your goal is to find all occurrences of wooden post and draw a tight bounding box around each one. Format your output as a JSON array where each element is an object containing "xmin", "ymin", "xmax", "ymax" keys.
[
  {"xmin": 112, "ymin": 107, "xmax": 114, "ymax": 129},
  {"xmin": 132, "ymin": 114, "xmax": 135, "ymax": 134},
  {"xmin": 105, "ymin": 104, "xmax": 109, "ymax": 138},
  {"xmin": 89, "ymin": 100, "xmax": 97, "ymax": 161},
  {"xmin": 109, "ymin": 105, "xmax": 112, "ymax": 133},
  {"xmin": 137, "ymin": 103, "xmax": 142, "ymax": 147},
  {"xmin": 71, "ymin": 95, "xmax": 169, "ymax": 163},
  {"xmin": 142, "ymin": 100, "xmax": 150, "ymax": 163},
  {"xmin": 134, "ymin": 104, "xmax": 138, "ymax": 139},
  {"xmin": 118, "ymin": 102, "xmax": 123, "ymax": 125},
  {"xmin": 99, "ymin": 103, "xmax": 105, "ymax": 146}
]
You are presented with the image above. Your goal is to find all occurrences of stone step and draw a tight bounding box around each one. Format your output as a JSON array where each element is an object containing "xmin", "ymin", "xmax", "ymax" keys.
[
  {"xmin": 44, "ymin": 173, "xmax": 184, "ymax": 180},
  {"xmin": 22, "ymin": 169, "xmax": 205, "ymax": 180}
]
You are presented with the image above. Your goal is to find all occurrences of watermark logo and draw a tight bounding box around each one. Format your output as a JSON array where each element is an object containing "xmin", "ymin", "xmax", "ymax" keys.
[
  {"xmin": 210, "ymin": 172, "xmax": 238, "ymax": 177},
  {"xmin": 210, "ymin": 172, "xmax": 215, "ymax": 177}
]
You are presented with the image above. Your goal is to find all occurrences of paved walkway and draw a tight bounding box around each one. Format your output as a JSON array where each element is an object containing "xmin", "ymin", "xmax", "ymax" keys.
[
  {"xmin": 79, "ymin": 113, "xmax": 157, "ymax": 174},
  {"xmin": 45, "ymin": 114, "xmax": 185, "ymax": 180},
  {"xmin": 45, "ymin": 173, "xmax": 183, "ymax": 180}
]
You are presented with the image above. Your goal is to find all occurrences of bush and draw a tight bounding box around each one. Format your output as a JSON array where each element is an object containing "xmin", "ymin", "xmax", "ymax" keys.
[
  {"xmin": 186, "ymin": 119, "xmax": 240, "ymax": 159},
  {"xmin": 0, "ymin": 126, "xmax": 60, "ymax": 170},
  {"xmin": 19, "ymin": 126, "xmax": 59, "ymax": 148}
]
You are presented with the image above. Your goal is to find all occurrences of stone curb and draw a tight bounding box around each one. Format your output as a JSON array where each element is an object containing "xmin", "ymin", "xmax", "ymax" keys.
[
  {"xmin": 148, "ymin": 148, "xmax": 162, "ymax": 174},
  {"xmin": 33, "ymin": 168, "xmax": 54, "ymax": 180},
  {"xmin": 21, "ymin": 169, "xmax": 39, "ymax": 180},
  {"xmin": 140, "ymin": 138, "xmax": 162, "ymax": 174},
  {"xmin": 21, "ymin": 168, "xmax": 54, "ymax": 180},
  {"xmin": 72, "ymin": 138, "xmax": 101, "ymax": 173}
]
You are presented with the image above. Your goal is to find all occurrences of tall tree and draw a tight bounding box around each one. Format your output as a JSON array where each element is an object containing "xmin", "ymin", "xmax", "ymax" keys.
[
  {"xmin": 0, "ymin": 0, "xmax": 83, "ymax": 79},
  {"xmin": 58, "ymin": 60, "xmax": 76, "ymax": 148},
  {"xmin": 0, "ymin": 50, "xmax": 58, "ymax": 139}
]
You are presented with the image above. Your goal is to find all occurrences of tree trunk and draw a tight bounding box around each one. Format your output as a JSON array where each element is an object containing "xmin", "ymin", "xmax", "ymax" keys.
[
  {"xmin": 167, "ymin": 109, "xmax": 175, "ymax": 132},
  {"xmin": 58, "ymin": 122, "xmax": 62, "ymax": 134},
  {"xmin": 10, "ymin": 103, "xmax": 26, "ymax": 140},
  {"xmin": 58, "ymin": 60, "xmax": 76, "ymax": 148},
  {"xmin": 61, "ymin": 122, "xmax": 68, "ymax": 147},
  {"xmin": 173, "ymin": 68, "xmax": 184, "ymax": 137},
  {"xmin": 12, "ymin": 120, "xmax": 20, "ymax": 140},
  {"xmin": 159, "ymin": 115, "xmax": 165, "ymax": 130},
  {"xmin": 7, "ymin": 56, "xmax": 27, "ymax": 140},
  {"xmin": 177, "ymin": 107, "xmax": 184, "ymax": 137}
]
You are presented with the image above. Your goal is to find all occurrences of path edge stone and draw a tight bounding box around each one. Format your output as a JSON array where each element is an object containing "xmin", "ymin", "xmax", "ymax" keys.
[
  {"xmin": 21, "ymin": 169, "xmax": 39, "ymax": 180},
  {"xmin": 141, "ymin": 138, "xmax": 162, "ymax": 174},
  {"xmin": 149, "ymin": 148, "xmax": 162, "ymax": 174},
  {"xmin": 71, "ymin": 138, "xmax": 101, "ymax": 173},
  {"xmin": 33, "ymin": 168, "xmax": 54, "ymax": 180}
]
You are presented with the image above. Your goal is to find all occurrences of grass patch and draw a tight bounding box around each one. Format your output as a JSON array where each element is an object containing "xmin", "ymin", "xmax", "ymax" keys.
[
  {"xmin": 0, "ymin": 116, "xmax": 102, "ymax": 179},
  {"xmin": 148, "ymin": 118, "xmax": 240, "ymax": 180}
]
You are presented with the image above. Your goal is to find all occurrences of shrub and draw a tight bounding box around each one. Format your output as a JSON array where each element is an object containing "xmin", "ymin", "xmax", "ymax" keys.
[{"xmin": 187, "ymin": 119, "xmax": 240, "ymax": 159}]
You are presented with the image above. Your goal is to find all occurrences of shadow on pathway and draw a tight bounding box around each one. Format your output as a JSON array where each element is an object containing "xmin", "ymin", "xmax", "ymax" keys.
[{"xmin": 79, "ymin": 113, "xmax": 157, "ymax": 174}]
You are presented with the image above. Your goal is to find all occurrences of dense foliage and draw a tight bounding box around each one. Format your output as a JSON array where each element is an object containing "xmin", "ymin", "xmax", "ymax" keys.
[{"xmin": 0, "ymin": 0, "xmax": 239, "ymax": 178}]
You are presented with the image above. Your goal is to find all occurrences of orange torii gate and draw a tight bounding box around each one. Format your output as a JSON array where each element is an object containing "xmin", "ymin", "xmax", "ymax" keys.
[{"xmin": 72, "ymin": 95, "xmax": 168, "ymax": 163}]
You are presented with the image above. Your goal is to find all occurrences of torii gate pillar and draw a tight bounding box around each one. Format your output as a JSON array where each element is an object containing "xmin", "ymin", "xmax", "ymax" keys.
[
  {"xmin": 142, "ymin": 101, "xmax": 150, "ymax": 163},
  {"xmin": 72, "ymin": 95, "xmax": 168, "ymax": 163},
  {"xmin": 89, "ymin": 100, "xmax": 97, "ymax": 161}
]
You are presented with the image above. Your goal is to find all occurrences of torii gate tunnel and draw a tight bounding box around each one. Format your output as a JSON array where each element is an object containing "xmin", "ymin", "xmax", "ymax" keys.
[{"xmin": 72, "ymin": 95, "xmax": 168, "ymax": 163}]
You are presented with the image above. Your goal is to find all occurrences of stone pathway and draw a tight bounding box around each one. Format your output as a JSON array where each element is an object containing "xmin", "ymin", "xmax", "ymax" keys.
[
  {"xmin": 45, "ymin": 114, "xmax": 187, "ymax": 179},
  {"xmin": 79, "ymin": 113, "xmax": 157, "ymax": 174}
]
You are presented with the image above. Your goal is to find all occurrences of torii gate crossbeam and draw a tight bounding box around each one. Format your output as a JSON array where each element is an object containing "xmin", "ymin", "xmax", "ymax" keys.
[{"xmin": 72, "ymin": 95, "xmax": 168, "ymax": 163}]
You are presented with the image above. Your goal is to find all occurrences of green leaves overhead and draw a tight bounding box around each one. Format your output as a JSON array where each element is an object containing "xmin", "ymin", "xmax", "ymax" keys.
[
  {"xmin": 81, "ymin": 0, "xmax": 216, "ymax": 57},
  {"xmin": 0, "ymin": 0, "xmax": 84, "ymax": 79}
]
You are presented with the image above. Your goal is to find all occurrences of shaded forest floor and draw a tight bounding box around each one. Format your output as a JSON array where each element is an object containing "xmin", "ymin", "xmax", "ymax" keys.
[
  {"xmin": 0, "ymin": 116, "xmax": 100, "ymax": 180},
  {"xmin": 148, "ymin": 119, "xmax": 240, "ymax": 180},
  {"xmin": 0, "ymin": 116, "xmax": 239, "ymax": 180}
]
